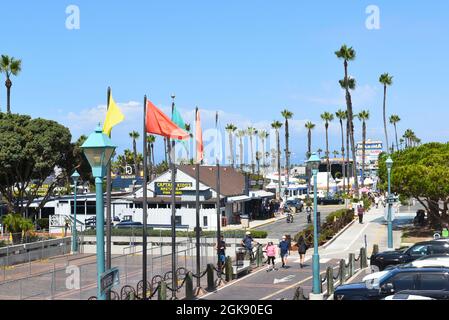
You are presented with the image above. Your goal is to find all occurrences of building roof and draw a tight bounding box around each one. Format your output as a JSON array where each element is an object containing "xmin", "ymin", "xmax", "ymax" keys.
[{"xmin": 178, "ymin": 165, "xmax": 246, "ymax": 197}]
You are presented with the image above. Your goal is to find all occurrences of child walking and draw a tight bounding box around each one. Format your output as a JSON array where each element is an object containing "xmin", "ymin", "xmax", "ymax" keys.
[{"xmin": 265, "ymin": 242, "xmax": 278, "ymax": 271}]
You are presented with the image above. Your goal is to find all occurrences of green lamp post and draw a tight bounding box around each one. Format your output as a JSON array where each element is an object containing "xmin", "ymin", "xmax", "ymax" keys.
[
  {"xmin": 81, "ymin": 124, "xmax": 116, "ymax": 300},
  {"xmin": 386, "ymin": 157, "xmax": 394, "ymax": 249},
  {"xmin": 307, "ymin": 153, "xmax": 321, "ymax": 295},
  {"xmin": 71, "ymin": 170, "xmax": 80, "ymax": 254}
]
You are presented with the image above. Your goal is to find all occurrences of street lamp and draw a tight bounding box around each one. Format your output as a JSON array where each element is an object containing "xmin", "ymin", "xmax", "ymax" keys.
[
  {"xmin": 71, "ymin": 170, "xmax": 80, "ymax": 254},
  {"xmin": 307, "ymin": 153, "xmax": 321, "ymax": 295},
  {"xmin": 386, "ymin": 157, "xmax": 394, "ymax": 249},
  {"xmin": 81, "ymin": 124, "xmax": 116, "ymax": 300}
]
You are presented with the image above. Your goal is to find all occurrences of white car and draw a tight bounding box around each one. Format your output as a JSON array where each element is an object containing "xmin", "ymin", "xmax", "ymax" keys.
[{"xmin": 384, "ymin": 294, "xmax": 435, "ymax": 300}]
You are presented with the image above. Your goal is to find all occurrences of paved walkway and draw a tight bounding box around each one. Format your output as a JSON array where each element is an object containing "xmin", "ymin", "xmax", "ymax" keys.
[{"xmin": 201, "ymin": 204, "xmax": 416, "ymax": 300}]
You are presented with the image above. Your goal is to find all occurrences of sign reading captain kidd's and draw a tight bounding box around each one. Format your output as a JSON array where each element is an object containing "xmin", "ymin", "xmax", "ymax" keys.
[{"xmin": 154, "ymin": 182, "xmax": 193, "ymax": 196}]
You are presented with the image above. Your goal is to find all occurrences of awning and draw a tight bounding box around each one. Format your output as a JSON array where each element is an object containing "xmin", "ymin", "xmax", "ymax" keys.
[
  {"xmin": 249, "ymin": 190, "xmax": 275, "ymax": 199},
  {"xmin": 227, "ymin": 195, "xmax": 252, "ymax": 203}
]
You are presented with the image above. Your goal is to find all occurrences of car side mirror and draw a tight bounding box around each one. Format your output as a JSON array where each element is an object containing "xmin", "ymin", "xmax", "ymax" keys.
[{"xmin": 380, "ymin": 283, "xmax": 395, "ymax": 294}]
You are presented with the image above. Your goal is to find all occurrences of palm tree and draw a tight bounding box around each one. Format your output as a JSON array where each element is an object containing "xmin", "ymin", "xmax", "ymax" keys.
[
  {"xmin": 129, "ymin": 131, "xmax": 140, "ymax": 175},
  {"xmin": 258, "ymin": 130, "xmax": 269, "ymax": 170},
  {"xmin": 305, "ymin": 122, "xmax": 315, "ymax": 160},
  {"xmin": 147, "ymin": 135, "xmax": 156, "ymax": 180},
  {"xmin": 247, "ymin": 127, "xmax": 257, "ymax": 174},
  {"xmin": 335, "ymin": 109, "xmax": 347, "ymax": 193},
  {"xmin": 335, "ymin": 44, "xmax": 359, "ymax": 195},
  {"xmin": 389, "ymin": 115, "xmax": 401, "ymax": 152},
  {"xmin": 225, "ymin": 124, "xmax": 237, "ymax": 168},
  {"xmin": 317, "ymin": 149, "xmax": 323, "ymax": 159},
  {"xmin": 321, "ymin": 112, "xmax": 334, "ymax": 196},
  {"xmin": 379, "ymin": 73, "xmax": 393, "ymax": 154},
  {"xmin": 236, "ymin": 130, "xmax": 246, "ymax": 171},
  {"xmin": 271, "ymin": 121, "xmax": 283, "ymax": 199},
  {"xmin": 399, "ymin": 138, "xmax": 405, "ymax": 150},
  {"xmin": 0, "ymin": 55, "xmax": 22, "ymax": 114},
  {"xmin": 357, "ymin": 110, "xmax": 370, "ymax": 187},
  {"xmin": 281, "ymin": 109, "xmax": 293, "ymax": 187}
]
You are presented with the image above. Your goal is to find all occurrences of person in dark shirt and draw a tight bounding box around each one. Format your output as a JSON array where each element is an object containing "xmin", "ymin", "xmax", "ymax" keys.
[
  {"xmin": 216, "ymin": 235, "xmax": 226, "ymax": 272},
  {"xmin": 279, "ymin": 235, "xmax": 290, "ymax": 268},
  {"xmin": 242, "ymin": 231, "xmax": 258, "ymax": 261}
]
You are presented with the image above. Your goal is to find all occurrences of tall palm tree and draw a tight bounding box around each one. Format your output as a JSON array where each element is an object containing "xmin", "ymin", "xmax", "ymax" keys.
[
  {"xmin": 271, "ymin": 121, "xmax": 283, "ymax": 199},
  {"xmin": 317, "ymin": 149, "xmax": 323, "ymax": 159},
  {"xmin": 247, "ymin": 127, "xmax": 257, "ymax": 174},
  {"xmin": 335, "ymin": 45, "xmax": 359, "ymax": 195},
  {"xmin": 321, "ymin": 112, "xmax": 334, "ymax": 196},
  {"xmin": 258, "ymin": 130, "xmax": 269, "ymax": 170},
  {"xmin": 389, "ymin": 115, "xmax": 401, "ymax": 152},
  {"xmin": 236, "ymin": 130, "xmax": 246, "ymax": 171},
  {"xmin": 0, "ymin": 55, "xmax": 22, "ymax": 114},
  {"xmin": 281, "ymin": 109, "xmax": 293, "ymax": 187},
  {"xmin": 225, "ymin": 124, "xmax": 237, "ymax": 168},
  {"xmin": 129, "ymin": 131, "xmax": 140, "ymax": 175},
  {"xmin": 379, "ymin": 73, "xmax": 393, "ymax": 154},
  {"xmin": 335, "ymin": 109, "xmax": 347, "ymax": 193},
  {"xmin": 147, "ymin": 135, "xmax": 156, "ymax": 180},
  {"xmin": 357, "ymin": 110, "xmax": 370, "ymax": 187},
  {"xmin": 305, "ymin": 122, "xmax": 315, "ymax": 160},
  {"xmin": 399, "ymin": 138, "xmax": 405, "ymax": 150}
]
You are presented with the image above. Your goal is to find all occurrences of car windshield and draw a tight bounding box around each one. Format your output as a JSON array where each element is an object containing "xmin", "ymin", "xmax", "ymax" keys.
[{"xmin": 364, "ymin": 271, "xmax": 391, "ymax": 289}]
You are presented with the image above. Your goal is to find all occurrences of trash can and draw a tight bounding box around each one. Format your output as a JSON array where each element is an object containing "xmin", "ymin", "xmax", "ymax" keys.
[
  {"xmin": 236, "ymin": 247, "xmax": 246, "ymax": 267},
  {"xmin": 240, "ymin": 215, "xmax": 249, "ymax": 228}
]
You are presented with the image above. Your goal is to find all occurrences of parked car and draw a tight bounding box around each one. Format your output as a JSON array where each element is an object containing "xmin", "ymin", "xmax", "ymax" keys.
[
  {"xmin": 317, "ymin": 197, "xmax": 344, "ymax": 205},
  {"xmin": 370, "ymin": 240, "xmax": 449, "ymax": 271},
  {"xmin": 383, "ymin": 293, "xmax": 436, "ymax": 300},
  {"xmin": 334, "ymin": 266, "xmax": 449, "ymax": 300},
  {"xmin": 115, "ymin": 221, "xmax": 143, "ymax": 229},
  {"xmin": 285, "ymin": 199, "xmax": 304, "ymax": 212}
]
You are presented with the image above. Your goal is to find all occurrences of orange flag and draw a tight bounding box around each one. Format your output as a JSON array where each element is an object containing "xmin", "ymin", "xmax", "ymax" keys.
[
  {"xmin": 145, "ymin": 100, "xmax": 190, "ymax": 140},
  {"xmin": 195, "ymin": 107, "xmax": 204, "ymax": 163}
]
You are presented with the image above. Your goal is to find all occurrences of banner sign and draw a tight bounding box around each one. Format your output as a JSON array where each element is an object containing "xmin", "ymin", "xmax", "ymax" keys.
[
  {"xmin": 154, "ymin": 182, "xmax": 193, "ymax": 196},
  {"xmin": 100, "ymin": 267, "xmax": 120, "ymax": 295}
]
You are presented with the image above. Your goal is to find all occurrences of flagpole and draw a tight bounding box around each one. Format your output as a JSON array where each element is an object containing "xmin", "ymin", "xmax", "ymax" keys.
[
  {"xmin": 195, "ymin": 107, "xmax": 201, "ymax": 289},
  {"xmin": 170, "ymin": 94, "xmax": 177, "ymax": 299},
  {"xmin": 105, "ymin": 87, "xmax": 112, "ymax": 300},
  {"xmin": 215, "ymin": 112, "xmax": 222, "ymax": 273},
  {"xmin": 142, "ymin": 95, "xmax": 148, "ymax": 299}
]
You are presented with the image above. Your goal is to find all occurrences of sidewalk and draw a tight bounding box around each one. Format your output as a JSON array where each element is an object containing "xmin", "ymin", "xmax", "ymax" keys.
[{"xmin": 222, "ymin": 213, "xmax": 292, "ymax": 231}]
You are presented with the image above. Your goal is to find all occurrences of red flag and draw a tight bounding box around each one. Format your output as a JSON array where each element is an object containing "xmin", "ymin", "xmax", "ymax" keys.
[
  {"xmin": 196, "ymin": 108, "xmax": 204, "ymax": 163},
  {"xmin": 145, "ymin": 100, "xmax": 190, "ymax": 140}
]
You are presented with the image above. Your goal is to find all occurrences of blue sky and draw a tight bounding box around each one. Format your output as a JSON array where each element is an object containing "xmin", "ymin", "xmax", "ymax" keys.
[{"xmin": 1, "ymin": 1, "xmax": 448, "ymax": 164}]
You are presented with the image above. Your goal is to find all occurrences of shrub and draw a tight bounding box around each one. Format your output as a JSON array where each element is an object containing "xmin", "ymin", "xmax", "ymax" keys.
[{"xmin": 36, "ymin": 218, "xmax": 49, "ymax": 230}]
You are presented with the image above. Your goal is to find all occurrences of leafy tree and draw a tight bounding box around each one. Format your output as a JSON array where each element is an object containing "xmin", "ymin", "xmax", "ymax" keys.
[
  {"xmin": 378, "ymin": 143, "xmax": 449, "ymax": 228},
  {"xmin": 0, "ymin": 114, "xmax": 72, "ymax": 217},
  {"xmin": 2, "ymin": 213, "xmax": 34, "ymax": 244}
]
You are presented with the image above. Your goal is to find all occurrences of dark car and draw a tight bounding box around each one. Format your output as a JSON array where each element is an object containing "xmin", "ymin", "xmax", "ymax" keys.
[
  {"xmin": 370, "ymin": 240, "xmax": 449, "ymax": 271},
  {"xmin": 115, "ymin": 221, "xmax": 143, "ymax": 229},
  {"xmin": 317, "ymin": 197, "xmax": 344, "ymax": 205},
  {"xmin": 285, "ymin": 199, "xmax": 304, "ymax": 212},
  {"xmin": 334, "ymin": 266, "xmax": 449, "ymax": 300}
]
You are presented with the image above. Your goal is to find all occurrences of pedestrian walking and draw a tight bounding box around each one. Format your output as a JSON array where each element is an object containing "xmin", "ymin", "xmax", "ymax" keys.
[
  {"xmin": 374, "ymin": 196, "xmax": 379, "ymax": 209},
  {"xmin": 279, "ymin": 235, "xmax": 290, "ymax": 268},
  {"xmin": 265, "ymin": 242, "xmax": 278, "ymax": 271},
  {"xmin": 216, "ymin": 235, "xmax": 226, "ymax": 272},
  {"xmin": 241, "ymin": 231, "xmax": 258, "ymax": 261},
  {"xmin": 296, "ymin": 235, "xmax": 309, "ymax": 268},
  {"xmin": 357, "ymin": 205, "xmax": 365, "ymax": 224}
]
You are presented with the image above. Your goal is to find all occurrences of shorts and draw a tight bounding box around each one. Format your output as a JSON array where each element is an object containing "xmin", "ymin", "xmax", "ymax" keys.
[
  {"xmin": 219, "ymin": 254, "xmax": 226, "ymax": 263},
  {"xmin": 280, "ymin": 251, "xmax": 288, "ymax": 258}
]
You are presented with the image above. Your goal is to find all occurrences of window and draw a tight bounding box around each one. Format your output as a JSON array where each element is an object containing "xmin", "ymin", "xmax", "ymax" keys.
[
  {"xmin": 407, "ymin": 245, "xmax": 431, "ymax": 256},
  {"xmin": 389, "ymin": 273, "xmax": 417, "ymax": 292},
  {"xmin": 175, "ymin": 216, "xmax": 182, "ymax": 226},
  {"xmin": 432, "ymin": 244, "xmax": 449, "ymax": 254},
  {"xmin": 203, "ymin": 204, "xmax": 216, "ymax": 209},
  {"xmin": 148, "ymin": 204, "xmax": 157, "ymax": 209},
  {"xmin": 419, "ymin": 273, "xmax": 449, "ymax": 291},
  {"xmin": 129, "ymin": 204, "xmax": 134, "ymax": 209},
  {"xmin": 203, "ymin": 216, "xmax": 208, "ymax": 227}
]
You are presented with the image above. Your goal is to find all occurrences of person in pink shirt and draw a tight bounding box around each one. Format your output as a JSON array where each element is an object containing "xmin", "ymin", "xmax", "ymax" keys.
[{"xmin": 265, "ymin": 242, "xmax": 278, "ymax": 271}]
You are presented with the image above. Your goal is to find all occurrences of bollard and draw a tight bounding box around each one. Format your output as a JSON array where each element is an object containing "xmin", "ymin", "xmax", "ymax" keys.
[
  {"xmin": 207, "ymin": 264, "xmax": 215, "ymax": 291},
  {"xmin": 339, "ymin": 259, "xmax": 346, "ymax": 284},
  {"xmin": 158, "ymin": 281, "xmax": 167, "ymax": 300},
  {"xmin": 129, "ymin": 291, "xmax": 135, "ymax": 300},
  {"xmin": 348, "ymin": 253, "xmax": 355, "ymax": 277},
  {"xmin": 225, "ymin": 256, "xmax": 233, "ymax": 282},
  {"xmin": 372, "ymin": 244, "xmax": 379, "ymax": 256},
  {"xmin": 360, "ymin": 248, "xmax": 368, "ymax": 269},
  {"xmin": 185, "ymin": 272, "xmax": 194, "ymax": 300},
  {"xmin": 256, "ymin": 245, "xmax": 263, "ymax": 267},
  {"xmin": 326, "ymin": 266, "xmax": 334, "ymax": 295},
  {"xmin": 293, "ymin": 287, "xmax": 306, "ymax": 300}
]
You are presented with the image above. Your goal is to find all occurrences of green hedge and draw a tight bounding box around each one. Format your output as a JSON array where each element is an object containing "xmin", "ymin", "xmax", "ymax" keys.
[
  {"xmin": 81, "ymin": 229, "xmax": 268, "ymax": 239},
  {"xmin": 293, "ymin": 209, "xmax": 354, "ymax": 246}
]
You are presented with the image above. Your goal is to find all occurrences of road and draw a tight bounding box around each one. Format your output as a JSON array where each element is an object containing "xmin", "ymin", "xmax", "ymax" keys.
[{"xmin": 253, "ymin": 205, "xmax": 345, "ymax": 240}]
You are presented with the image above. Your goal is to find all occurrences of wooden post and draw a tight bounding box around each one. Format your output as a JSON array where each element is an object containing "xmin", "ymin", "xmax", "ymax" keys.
[
  {"xmin": 372, "ymin": 244, "xmax": 379, "ymax": 255},
  {"xmin": 207, "ymin": 263, "xmax": 215, "ymax": 291},
  {"xmin": 158, "ymin": 281, "xmax": 167, "ymax": 300},
  {"xmin": 339, "ymin": 259, "xmax": 346, "ymax": 284},
  {"xmin": 326, "ymin": 266, "xmax": 334, "ymax": 295},
  {"xmin": 348, "ymin": 253, "xmax": 355, "ymax": 277},
  {"xmin": 185, "ymin": 272, "xmax": 194, "ymax": 300},
  {"xmin": 225, "ymin": 256, "xmax": 233, "ymax": 282}
]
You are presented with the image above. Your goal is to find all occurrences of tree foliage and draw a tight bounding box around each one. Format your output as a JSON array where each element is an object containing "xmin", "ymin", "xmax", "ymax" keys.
[
  {"xmin": 378, "ymin": 143, "xmax": 449, "ymax": 227},
  {"xmin": 0, "ymin": 113, "xmax": 73, "ymax": 216}
]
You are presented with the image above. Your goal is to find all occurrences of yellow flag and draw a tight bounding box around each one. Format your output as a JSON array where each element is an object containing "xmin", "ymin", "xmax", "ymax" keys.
[{"xmin": 103, "ymin": 95, "xmax": 125, "ymax": 136}]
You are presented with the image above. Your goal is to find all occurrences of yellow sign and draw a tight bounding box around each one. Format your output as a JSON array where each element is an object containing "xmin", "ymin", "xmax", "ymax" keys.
[{"xmin": 155, "ymin": 182, "xmax": 193, "ymax": 196}]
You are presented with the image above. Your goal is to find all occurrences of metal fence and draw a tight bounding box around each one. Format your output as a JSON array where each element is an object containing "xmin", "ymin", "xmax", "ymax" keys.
[{"xmin": 0, "ymin": 234, "xmax": 227, "ymax": 300}]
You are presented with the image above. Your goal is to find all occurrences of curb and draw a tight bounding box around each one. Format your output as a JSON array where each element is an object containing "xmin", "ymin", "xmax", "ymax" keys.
[{"xmin": 321, "ymin": 218, "xmax": 357, "ymax": 249}]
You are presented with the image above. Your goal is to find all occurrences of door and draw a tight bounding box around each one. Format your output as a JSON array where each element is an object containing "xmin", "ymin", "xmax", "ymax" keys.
[
  {"xmin": 417, "ymin": 273, "xmax": 449, "ymax": 291},
  {"xmin": 381, "ymin": 272, "xmax": 418, "ymax": 298}
]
